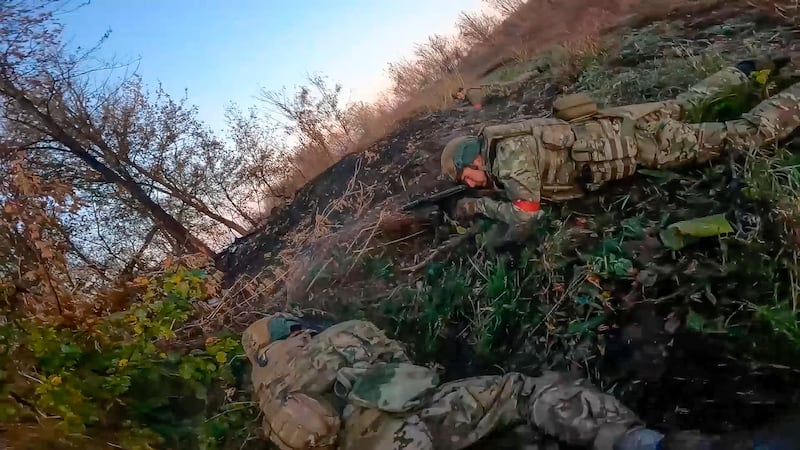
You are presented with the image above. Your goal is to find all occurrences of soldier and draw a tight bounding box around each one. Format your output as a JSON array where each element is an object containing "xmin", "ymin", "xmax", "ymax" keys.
[
  {"xmin": 242, "ymin": 313, "xmax": 800, "ymax": 450},
  {"xmin": 440, "ymin": 57, "xmax": 797, "ymax": 231},
  {"xmin": 241, "ymin": 312, "xmax": 665, "ymax": 450},
  {"xmin": 453, "ymin": 86, "xmax": 486, "ymax": 109}
]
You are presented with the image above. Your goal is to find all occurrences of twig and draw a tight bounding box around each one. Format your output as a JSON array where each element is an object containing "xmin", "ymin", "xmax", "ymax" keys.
[
  {"xmin": 353, "ymin": 229, "xmax": 428, "ymax": 255},
  {"xmin": 205, "ymin": 403, "xmax": 255, "ymax": 423},
  {"xmin": 346, "ymin": 212, "xmax": 384, "ymax": 275},
  {"xmin": 204, "ymin": 271, "xmax": 285, "ymax": 323},
  {"xmin": 306, "ymin": 257, "xmax": 334, "ymax": 292},
  {"xmin": 531, "ymin": 271, "xmax": 587, "ymax": 334},
  {"xmin": 467, "ymin": 254, "xmax": 488, "ymax": 281},
  {"xmin": 343, "ymin": 224, "xmax": 378, "ymax": 255},
  {"xmin": 401, "ymin": 225, "xmax": 480, "ymax": 272},
  {"xmin": 20, "ymin": 372, "xmax": 43, "ymax": 384}
]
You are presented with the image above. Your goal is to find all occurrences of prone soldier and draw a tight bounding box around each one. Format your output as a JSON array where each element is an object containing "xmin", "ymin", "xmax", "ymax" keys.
[
  {"xmin": 440, "ymin": 57, "xmax": 798, "ymax": 233},
  {"xmin": 241, "ymin": 314, "xmax": 800, "ymax": 450},
  {"xmin": 242, "ymin": 313, "xmax": 663, "ymax": 450}
]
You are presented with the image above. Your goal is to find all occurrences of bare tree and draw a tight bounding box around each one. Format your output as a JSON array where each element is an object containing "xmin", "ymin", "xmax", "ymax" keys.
[
  {"xmin": 0, "ymin": 1, "xmax": 256, "ymax": 258},
  {"xmin": 259, "ymin": 73, "xmax": 364, "ymax": 163},
  {"xmin": 483, "ymin": 0, "xmax": 526, "ymax": 17},
  {"xmin": 386, "ymin": 34, "xmax": 466, "ymax": 102},
  {"xmin": 457, "ymin": 11, "xmax": 500, "ymax": 47}
]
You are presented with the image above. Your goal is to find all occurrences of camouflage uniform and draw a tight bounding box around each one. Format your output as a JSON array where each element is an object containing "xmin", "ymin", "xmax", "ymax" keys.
[
  {"xmin": 468, "ymin": 66, "xmax": 800, "ymax": 227},
  {"xmin": 242, "ymin": 314, "xmax": 649, "ymax": 450},
  {"xmin": 455, "ymin": 86, "xmax": 487, "ymax": 108}
]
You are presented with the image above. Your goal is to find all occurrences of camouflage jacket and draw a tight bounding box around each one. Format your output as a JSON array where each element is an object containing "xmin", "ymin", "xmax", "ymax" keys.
[
  {"xmin": 246, "ymin": 319, "xmax": 411, "ymax": 450},
  {"xmin": 472, "ymin": 66, "xmax": 754, "ymax": 228},
  {"xmin": 246, "ymin": 319, "xmax": 643, "ymax": 450}
]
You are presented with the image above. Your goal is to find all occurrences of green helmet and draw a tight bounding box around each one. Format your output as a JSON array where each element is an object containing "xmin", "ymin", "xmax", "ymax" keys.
[
  {"xmin": 241, "ymin": 313, "xmax": 302, "ymax": 364},
  {"xmin": 441, "ymin": 136, "xmax": 482, "ymax": 181}
]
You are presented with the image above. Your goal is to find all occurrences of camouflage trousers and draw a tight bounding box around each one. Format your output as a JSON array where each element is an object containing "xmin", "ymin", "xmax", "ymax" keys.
[
  {"xmin": 638, "ymin": 79, "xmax": 800, "ymax": 168},
  {"xmin": 339, "ymin": 371, "xmax": 641, "ymax": 450}
]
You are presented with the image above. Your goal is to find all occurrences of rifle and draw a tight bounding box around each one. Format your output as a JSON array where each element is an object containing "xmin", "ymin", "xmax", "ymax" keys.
[
  {"xmin": 402, "ymin": 184, "xmax": 501, "ymax": 212},
  {"xmin": 401, "ymin": 184, "xmax": 470, "ymax": 212}
]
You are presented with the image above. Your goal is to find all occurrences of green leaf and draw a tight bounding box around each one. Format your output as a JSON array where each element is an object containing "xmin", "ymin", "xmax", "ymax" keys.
[
  {"xmin": 608, "ymin": 255, "xmax": 634, "ymax": 278},
  {"xmin": 621, "ymin": 217, "xmax": 645, "ymax": 239},
  {"xmin": 566, "ymin": 315, "xmax": 606, "ymax": 336},
  {"xmin": 638, "ymin": 169, "xmax": 681, "ymax": 182},
  {"xmin": 686, "ymin": 309, "xmax": 707, "ymax": 332},
  {"xmin": 659, "ymin": 214, "xmax": 733, "ymax": 250}
]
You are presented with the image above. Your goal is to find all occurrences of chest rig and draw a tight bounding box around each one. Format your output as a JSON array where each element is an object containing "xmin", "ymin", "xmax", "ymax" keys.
[
  {"xmin": 478, "ymin": 117, "xmax": 583, "ymax": 201},
  {"xmin": 555, "ymin": 94, "xmax": 678, "ymax": 191}
]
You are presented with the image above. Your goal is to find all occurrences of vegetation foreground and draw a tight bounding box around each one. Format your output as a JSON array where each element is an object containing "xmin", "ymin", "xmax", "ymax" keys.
[{"xmin": 3, "ymin": 1, "xmax": 800, "ymax": 449}]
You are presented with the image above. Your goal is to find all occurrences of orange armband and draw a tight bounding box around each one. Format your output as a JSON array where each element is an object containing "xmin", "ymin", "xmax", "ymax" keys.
[{"xmin": 512, "ymin": 200, "xmax": 541, "ymax": 213}]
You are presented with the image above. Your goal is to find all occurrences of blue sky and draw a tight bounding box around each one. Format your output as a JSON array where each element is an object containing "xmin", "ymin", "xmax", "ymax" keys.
[{"xmin": 60, "ymin": 0, "xmax": 483, "ymax": 133}]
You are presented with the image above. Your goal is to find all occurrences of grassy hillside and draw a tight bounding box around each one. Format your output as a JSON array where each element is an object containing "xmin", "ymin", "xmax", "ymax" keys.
[
  {"xmin": 4, "ymin": 1, "xmax": 800, "ymax": 448},
  {"xmin": 217, "ymin": 2, "xmax": 800, "ymax": 441}
]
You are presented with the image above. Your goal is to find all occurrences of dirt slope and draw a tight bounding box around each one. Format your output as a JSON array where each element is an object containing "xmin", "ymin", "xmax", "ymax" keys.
[{"xmin": 216, "ymin": 4, "xmax": 800, "ymax": 442}]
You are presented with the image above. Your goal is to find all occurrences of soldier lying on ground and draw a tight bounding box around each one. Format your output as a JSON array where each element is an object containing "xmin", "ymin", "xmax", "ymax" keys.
[
  {"xmin": 453, "ymin": 87, "xmax": 485, "ymax": 109},
  {"xmin": 440, "ymin": 56, "xmax": 797, "ymax": 233},
  {"xmin": 241, "ymin": 313, "xmax": 799, "ymax": 450}
]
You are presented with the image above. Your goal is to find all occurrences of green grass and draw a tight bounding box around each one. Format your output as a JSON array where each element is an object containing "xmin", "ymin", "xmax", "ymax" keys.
[{"xmin": 575, "ymin": 49, "xmax": 727, "ymax": 106}]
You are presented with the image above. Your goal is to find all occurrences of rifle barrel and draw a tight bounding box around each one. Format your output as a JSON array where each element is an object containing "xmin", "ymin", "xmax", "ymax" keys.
[{"xmin": 401, "ymin": 184, "xmax": 468, "ymax": 211}]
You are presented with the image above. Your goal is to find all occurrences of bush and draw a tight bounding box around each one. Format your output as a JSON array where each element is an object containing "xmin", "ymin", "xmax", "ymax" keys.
[{"xmin": 0, "ymin": 263, "xmax": 258, "ymax": 449}]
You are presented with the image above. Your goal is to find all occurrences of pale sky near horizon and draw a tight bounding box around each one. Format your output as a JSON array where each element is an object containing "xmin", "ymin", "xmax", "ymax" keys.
[{"xmin": 60, "ymin": 1, "xmax": 484, "ymax": 134}]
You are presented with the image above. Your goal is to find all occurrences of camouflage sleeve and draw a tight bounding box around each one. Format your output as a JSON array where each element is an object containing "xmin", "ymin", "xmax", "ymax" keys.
[
  {"xmin": 674, "ymin": 66, "xmax": 750, "ymax": 115},
  {"xmin": 475, "ymin": 135, "xmax": 542, "ymax": 227},
  {"xmin": 349, "ymin": 371, "xmax": 644, "ymax": 450},
  {"xmin": 318, "ymin": 320, "xmax": 411, "ymax": 366},
  {"xmin": 740, "ymin": 79, "xmax": 800, "ymax": 146},
  {"xmin": 523, "ymin": 371, "xmax": 643, "ymax": 450}
]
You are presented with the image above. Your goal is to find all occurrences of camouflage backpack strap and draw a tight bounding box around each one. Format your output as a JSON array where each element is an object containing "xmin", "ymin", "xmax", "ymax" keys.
[
  {"xmin": 481, "ymin": 121, "xmax": 536, "ymax": 141},
  {"xmin": 595, "ymin": 101, "xmax": 677, "ymax": 137},
  {"xmin": 553, "ymin": 93, "xmax": 598, "ymax": 121}
]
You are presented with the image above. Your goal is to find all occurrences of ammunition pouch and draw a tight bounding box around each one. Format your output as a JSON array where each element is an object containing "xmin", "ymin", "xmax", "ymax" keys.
[{"xmin": 553, "ymin": 93, "xmax": 598, "ymax": 121}]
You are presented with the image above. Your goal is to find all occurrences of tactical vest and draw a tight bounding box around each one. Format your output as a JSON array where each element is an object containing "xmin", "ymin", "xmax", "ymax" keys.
[
  {"xmin": 479, "ymin": 118, "xmax": 585, "ymax": 201},
  {"xmin": 559, "ymin": 96, "xmax": 681, "ymax": 189}
]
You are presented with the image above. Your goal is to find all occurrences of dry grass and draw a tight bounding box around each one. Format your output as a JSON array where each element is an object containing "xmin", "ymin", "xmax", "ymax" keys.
[
  {"xmin": 750, "ymin": 0, "xmax": 800, "ymax": 26},
  {"xmin": 195, "ymin": 269, "xmax": 284, "ymax": 332},
  {"xmin": 282, "ymin": 208, "xmax": 384, "ymax": 301},
  {"xmin": 214, "ymin": 0, "xmax": 800, "ymax": 329},
  {"xmin": 247, "ymin": 0, "xmax": 778, "ymax": 231}
]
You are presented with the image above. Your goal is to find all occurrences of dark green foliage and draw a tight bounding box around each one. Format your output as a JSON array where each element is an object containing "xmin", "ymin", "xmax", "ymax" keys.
[{"xmin": 1, "ymin": 267, "xmax": 259, "ymax": 449}]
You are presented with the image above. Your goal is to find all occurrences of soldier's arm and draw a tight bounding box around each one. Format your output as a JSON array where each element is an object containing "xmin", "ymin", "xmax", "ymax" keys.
[
  {"xmin": 474, "ymin": 136, "xmax": 543, "ymax": 227},
  {"xmin": 740, "ymin": 79, "xmax": 800, "ymax": 146}
]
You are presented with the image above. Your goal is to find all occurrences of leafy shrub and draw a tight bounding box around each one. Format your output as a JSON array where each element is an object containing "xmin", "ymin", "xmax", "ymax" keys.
[{"xmin": 0, "ymin": 264, "xmax": 258, "ymax": 449}]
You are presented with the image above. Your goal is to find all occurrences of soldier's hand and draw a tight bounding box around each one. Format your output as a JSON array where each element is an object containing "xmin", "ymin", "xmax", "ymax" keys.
[{"xmin": 454, "ymin": 198, "xmax": 479, "ymax": 221}]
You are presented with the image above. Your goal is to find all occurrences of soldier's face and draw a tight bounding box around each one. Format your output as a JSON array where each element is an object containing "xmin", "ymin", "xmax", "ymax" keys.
[
  {"xmin": 460, "ymin": 156, "xmax": 488, "ymax": 188},
  {"xmin": 461, "ymin": 168, "xmax": 487, "ymax": 187}
]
